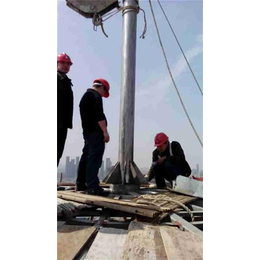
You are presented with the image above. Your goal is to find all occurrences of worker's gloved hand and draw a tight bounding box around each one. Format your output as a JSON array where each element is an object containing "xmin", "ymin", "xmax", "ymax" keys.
[{"xmin": 103, "ymin": 131, "xmax": 110, "ymax": 143}]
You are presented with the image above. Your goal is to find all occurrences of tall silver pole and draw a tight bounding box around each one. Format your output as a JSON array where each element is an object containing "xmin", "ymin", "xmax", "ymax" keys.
[{"xmin": 119, "ymin": 0, "xmax": 138, "ymax": 184}]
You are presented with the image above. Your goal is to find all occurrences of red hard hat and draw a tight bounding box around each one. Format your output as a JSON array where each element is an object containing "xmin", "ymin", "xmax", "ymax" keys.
[
  {"xmin": 57, "ymin": 53, "xmax": 73, "ymax": 65},
  {"xmin": 154, "ymin": 132, "xmax": 169, "ymax": 147},
  {"xmin": 93, "ymin": 78, "xmax": 110, "ymax": 98}
]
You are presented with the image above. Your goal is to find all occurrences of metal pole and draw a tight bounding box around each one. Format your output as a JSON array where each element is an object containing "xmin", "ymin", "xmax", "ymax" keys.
[{"xmin": 118, "ymin": 0, "xmax": 138, "ymax": 184}]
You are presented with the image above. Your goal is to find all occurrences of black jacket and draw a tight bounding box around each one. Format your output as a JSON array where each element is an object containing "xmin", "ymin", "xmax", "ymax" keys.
[
  {"xmin": 152, "ymin": 141, "xmax": 191, "ymax": 176},
  {"xmin": 79, "ymin": 89, "xmax": 107, "ymax": 134},
  {"xmin": 57, "ymin": 72, "xmax": 73, "ymax": 129}
]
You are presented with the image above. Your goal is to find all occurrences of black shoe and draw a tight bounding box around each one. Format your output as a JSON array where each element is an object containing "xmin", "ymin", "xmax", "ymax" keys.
[
  {"xmin": 76, "ymin": 185, "xmax": 87, "ymax": 191},
  {"xmin": 87, "ymin": 187, "xmax": 110, "ymax": 196}
]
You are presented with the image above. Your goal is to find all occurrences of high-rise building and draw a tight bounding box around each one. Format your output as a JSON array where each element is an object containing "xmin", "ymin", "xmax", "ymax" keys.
[
  {"xmin": 75, "ymin": 156, "xmax": 79, "ymax": 172},
  {"xmin": 65, "ymin": 156, "xmax": 70, "ymax": 178},
  {"xmin": 64, "ymin": 156, "xmax": 79, "ymax": 182},
  {"xmin": 106, "ymin": 158, "xmax": 112, "ymax": 175},
  {"xmin": 196, "ymin": 164, "xmax": 199, "ymax": 176},
  {"xmin": 99, "ymin": 160, "xmax": 105, "ymax": 180},
  {"xmin": 191, "ymin": 169, "xmax": 196, "ymax": 176},
  {"xmin": 70, "ymin": 159, "xmax": 75, "ymax": 179}
]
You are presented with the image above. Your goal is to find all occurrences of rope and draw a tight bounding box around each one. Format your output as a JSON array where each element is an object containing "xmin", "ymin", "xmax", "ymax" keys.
[
  {"xmin": 137, "ymin": 194, "xmax": 194, "ymax": 222},
  {"xmin": 148, "ymin": 0, "xmax": 203, "ymax": 148},
  {"xmin": 139, "ymin": 7, "xmax": 147, "ymax": 39},
  {"xmin": 99, "ymin": 2, "xmax": 147, "ymax": 40},
  {"xmin": 122, "ymin": 2, "xmax": 147, "ymax": 39},
  {"xmin": 92, "ymin": 7, "xmax": 123, "ymax": 37},
  {"xmin": 157, "ymin": 0, "xmax": 203, "ymax": 96},
  {"xmin": 101, "ymin": 23, "xmax": 108, "ymax": 38},
  {"xmin": 102, "ymin": 7, "xmax": 123, "ymax": 22}
]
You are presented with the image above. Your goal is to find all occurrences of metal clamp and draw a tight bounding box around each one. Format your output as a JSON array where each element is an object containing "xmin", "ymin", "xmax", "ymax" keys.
[{"xmin": 122, "ymin": 5, "xmax": 139, "ymax": 16}]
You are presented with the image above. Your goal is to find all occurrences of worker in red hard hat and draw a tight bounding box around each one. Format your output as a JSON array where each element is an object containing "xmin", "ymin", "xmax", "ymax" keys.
[
  {"xmin": 57, "ymin": 53, "xmax": 74, "ymax": 166},
  {"xmin": 76, "ymin": 78, "xmax": 110, "ymax": 196},
  {"xmin": 146, "ymin": 132, "xmax": 191, "ymax": 189}
]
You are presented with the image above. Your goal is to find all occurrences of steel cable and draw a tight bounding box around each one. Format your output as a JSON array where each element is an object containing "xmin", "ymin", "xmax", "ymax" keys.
[
  {"xmin": 157, "ymin": 0, "xmax": 203, "ymax": 95},
  {"xmin": 148, "ymin": 0, "xmax": 203, "ymax": 147}
]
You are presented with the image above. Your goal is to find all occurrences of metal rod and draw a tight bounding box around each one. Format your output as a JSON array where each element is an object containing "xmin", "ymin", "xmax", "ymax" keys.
[{"xmin": 119, "ymin": 0, "xmax": 138, "ymax": 184}]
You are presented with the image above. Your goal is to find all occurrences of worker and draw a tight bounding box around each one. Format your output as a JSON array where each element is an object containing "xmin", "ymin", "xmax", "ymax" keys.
[
  {"xmin": 57, "ymin": 53, "xmax": 74, "ymax": 166},
  {"xmin": 146, "ymin": 132, "xmax": 191, "ymax": 189},
  {"xmin": 76, "ymin": 78, "xmax": 110, "ymax": 195}
]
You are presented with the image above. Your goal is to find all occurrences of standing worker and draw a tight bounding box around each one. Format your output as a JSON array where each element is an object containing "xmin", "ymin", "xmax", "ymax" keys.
[
  {"xmin": 57, "ymin": 53, "xmax": 74, "ymax": 166},
  {"xmin": 77, "ymin": 78, "xmax": 110, "ymax": 195},
  {"xmin": 146, "ymin": 132, "xmax": 191, "ymax": 189}
]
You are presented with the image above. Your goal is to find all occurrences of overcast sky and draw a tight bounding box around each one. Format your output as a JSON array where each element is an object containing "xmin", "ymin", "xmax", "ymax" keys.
[{"xmin": 57, "ymin": 0, "xmax": 203, "ymax": 170}]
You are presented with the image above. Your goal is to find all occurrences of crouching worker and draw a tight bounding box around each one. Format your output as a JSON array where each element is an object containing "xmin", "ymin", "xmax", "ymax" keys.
[{"xmin": 146, "ymin": 133, "xmax": 191, "ymax": 189}]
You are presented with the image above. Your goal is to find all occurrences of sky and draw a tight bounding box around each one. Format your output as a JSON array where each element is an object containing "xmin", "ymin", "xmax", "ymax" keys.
[{"xmin": 57, "ymin": 0, "xmax": 203, "ymax": 170}]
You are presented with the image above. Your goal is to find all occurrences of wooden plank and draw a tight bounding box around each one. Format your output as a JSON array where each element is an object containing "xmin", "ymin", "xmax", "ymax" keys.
[
  {"xmin": 57, "ymin": 225, "xmax": 96, "ymax": 260},
  {"xmin": 58, "ymin": 191, "xmax": 163, "ymax": 211},
  {"xmin": 57, "ymin": 182, "xmax": 75, "ymax": 186},
  {"xmin": 122, "ymin": 221, "xmax": 168, "ymax": 260},
  {"xmin": 84, "ymin": 228, "xmax": 128, "ymax": 260},
  {"xmin": 160, "ymin": 226, "xmax": 203, "ymax": 260},
  {"xmin": 57, "ymin": 192, "xmax": 159, "ymax": 218}
]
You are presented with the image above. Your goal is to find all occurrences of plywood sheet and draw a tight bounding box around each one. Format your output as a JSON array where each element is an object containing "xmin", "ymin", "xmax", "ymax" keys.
[
  {"xmin": 122, "ymin": 221, "xmax": 167, "ymax": 260},
  {"xmin": 57, "ymin": 225, "xmax": 96, "ymax": 260},
  {"xmin": 84, "ymin": 228, "xmax": 127, "ymax": 260},
  {"xmin": 160, "ymin": 226, "xmax": 203, "ymax": 260}
]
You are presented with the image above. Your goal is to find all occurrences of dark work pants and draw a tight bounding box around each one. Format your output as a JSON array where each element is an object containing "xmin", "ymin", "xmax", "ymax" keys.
[
  {"xmin": 153, "ymin": 161, "xmax": 182, "ymax": 189},
  {"xmin": 77, "ymin": 132, "xmax": 105, "ymax": 191},
  {"xmin": 57, "ymin": 127, "xmax": 68, "ymax": 166}
]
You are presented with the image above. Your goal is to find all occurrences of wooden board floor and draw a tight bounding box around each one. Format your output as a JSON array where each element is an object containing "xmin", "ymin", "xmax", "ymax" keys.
[
  {"xmin": 122, "ymin": 221, "xmax": 168, "ymax": 260},
  {"xmin": 75, "ymin": 221, "xmax": 203, "ymax": 260},
  {"xmin": 84, "ymin": 228, "xmax": 128, "ymax": 260},
  {"xmin": 57, "ymin": 225, "xmax": 96, "ymax": 260}
]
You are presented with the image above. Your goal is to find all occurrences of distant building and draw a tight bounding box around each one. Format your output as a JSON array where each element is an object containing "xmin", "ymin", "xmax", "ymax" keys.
[
  {"xmin": 64, "ymin": 156, "xmax": 79, "ymax": 182},
  {"xmin": 196, "ymin": 164, "xmax": 199, "ymax": 176},
  {"xmin": 65, "ymin": 156, "xmax": 70, "ymax": 177},
  {"xmin": 99, "ymin": 160, "xmax": 105, "ymax": 181},
  {"xmin": 75, "ymin": 157, "xmax": 79, "ymax": 172},
  {"xmin": 106, "ymin": 158, "xmax": 112, "ymax": 175},
  {"xmin": 70, "ymin": 159, "xmax": 76, "ymax": 179}
]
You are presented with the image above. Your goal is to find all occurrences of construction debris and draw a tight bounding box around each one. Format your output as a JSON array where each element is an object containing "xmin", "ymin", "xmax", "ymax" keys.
[{"xmin": 171, "ymin": 175, "xmax": 203, "ymax": 198}]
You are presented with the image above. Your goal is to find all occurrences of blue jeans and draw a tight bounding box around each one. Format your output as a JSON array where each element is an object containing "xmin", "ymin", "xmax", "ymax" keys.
[{"xmin": 76, "ymin": 132, "xmax": 105, "ymax": 190}]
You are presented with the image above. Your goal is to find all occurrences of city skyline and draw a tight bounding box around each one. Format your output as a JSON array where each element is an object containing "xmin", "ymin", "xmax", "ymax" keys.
[
  {"xmin": 58, "ymin": 154, "xmax": 203, "ymax": 172},
  {"xmin": 57, "ymin": 155, "xmax": 203, "ymax": 179}
]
